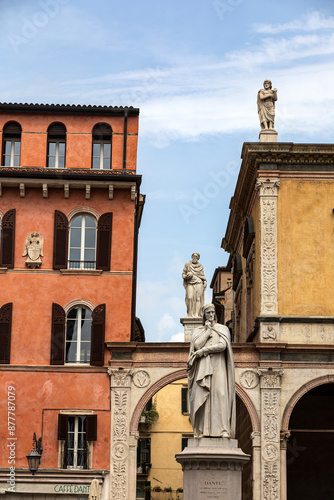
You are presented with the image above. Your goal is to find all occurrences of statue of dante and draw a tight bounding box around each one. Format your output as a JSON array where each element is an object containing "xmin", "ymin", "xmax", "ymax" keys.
[
  {"xmin": 182, "ymin": 252, "xmax": 207, "ymax": 317},
  {"xmin": 257, "ymin": 79, "xmax": 277, "ymax": 130},
  {"xmin": 187, "ymin": 303, "xmax": 235, "ymax": 438}
]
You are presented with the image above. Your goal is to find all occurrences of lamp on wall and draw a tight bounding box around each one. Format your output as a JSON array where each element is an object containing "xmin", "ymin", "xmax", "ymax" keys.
[{"xmin": 26, "ymin": 433, "xmax": 43, "ymax": 475}]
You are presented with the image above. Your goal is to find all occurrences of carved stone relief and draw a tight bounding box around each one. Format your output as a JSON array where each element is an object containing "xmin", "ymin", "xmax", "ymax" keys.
[
  {"xmin": 108, "ymin": 369, "xmax": 134, "ymax": 500},
  {"xmin": 22, "ymin": 232, "xmax": 43, "ymax": 268},
  {"xmin": 261, "ymin": 323, "xmax": 279, "ymax": 342},
  {"xmin": 133, "ymin": 370, "xmax": 151, "ymax": 388},
  {"xmin": 240, "ymin": 370, "xmax": 260, "ymax": 389},
  {"xmin": 281, "ymin": 323, "xmax": 334, "ymax": 344},
  {"xmin": 256, "ymin": 179, "xmax": 280, "ymax": 317},
  {"xmin": 258, "ymin": 368, "xmax": 283, "ymax": 500}
]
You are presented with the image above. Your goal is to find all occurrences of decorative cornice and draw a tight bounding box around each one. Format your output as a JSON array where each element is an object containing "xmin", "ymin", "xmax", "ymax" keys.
[{"xmin": 222, "ymin": 142, "xmax": 334, "ymax": 253}]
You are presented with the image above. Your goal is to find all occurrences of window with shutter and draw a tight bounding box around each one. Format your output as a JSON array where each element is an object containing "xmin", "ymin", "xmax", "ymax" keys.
[
  {"xmin": 68, "ymin": 214, "xmax": 97, "ymax": 270},
  {"xmin": 50, "ymin": 303, "xmax": 65, "ymax": 365},
  {"xmin": 47, "ymin": 122, "xmax": 66, "ymax": 168},
  {"xmin": 2, "ymin": 121, "xmax": 21, "ymax": 167},
  {"xmin": 53, "ymin": 210, "xmax": 68, "ymax": 269},
  {"xmin": 96, "ymin": 212, "xmax": 112, "ymax": 271},
  {"xmin": 65, "ymin": 306, "xmax": 92, "ymax": 364},
  {"xmin": 58, "ymin": 414, "xmax": 96, "ymax": 470},
  {"xmin": 0, "ymin": 303, "xmax": 12, "ymax": 364},
  {"xmin": 92, "ymin": 123, "xmax": 112, "ymax": 170},
  {"xmin": 90, "ymin": 304, "xmax": 106, "ymax": 366},
  {"xmin": 0, "ymin": 209, "xmax": 16, "ymax": 268}
]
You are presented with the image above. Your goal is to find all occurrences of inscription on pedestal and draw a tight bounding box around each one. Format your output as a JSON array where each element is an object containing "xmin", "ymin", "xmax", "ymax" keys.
[{"xmin": 199, "ymin": 481, "xmax": 228, "ymax": 500}]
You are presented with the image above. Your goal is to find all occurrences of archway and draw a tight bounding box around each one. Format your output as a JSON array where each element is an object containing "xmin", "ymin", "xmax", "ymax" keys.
[
  {"xmin": 283, "ymin": 378, "xmax": 334, "ymax": 499},
  {"xmin": 132, "ymin": 371, "xmax": 259, "ymax": 500}
]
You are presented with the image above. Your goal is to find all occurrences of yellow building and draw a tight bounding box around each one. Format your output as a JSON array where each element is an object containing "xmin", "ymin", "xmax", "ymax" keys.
[
  {"xmin": 137, "ymin": 379, "xmax": 192, "ymax": 499},
  {"xmin": 221, "ymin": 141, "xmax": 334, "ymax": 499}
]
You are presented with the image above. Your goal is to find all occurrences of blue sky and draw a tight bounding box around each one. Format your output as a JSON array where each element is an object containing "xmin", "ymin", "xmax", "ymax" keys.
[{"xmin": 1, "ymin": 0, "xmax": 334, "ymax": 341}]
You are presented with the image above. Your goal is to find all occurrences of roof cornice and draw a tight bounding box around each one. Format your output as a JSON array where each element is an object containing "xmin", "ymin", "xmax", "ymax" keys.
[
  {"xmin": 0, "ymin": 102, "xmax": 139, "ymax": 116},
  {"xmin": 222, "ymin": 142, "xmax": 334, "ymax": 254}
]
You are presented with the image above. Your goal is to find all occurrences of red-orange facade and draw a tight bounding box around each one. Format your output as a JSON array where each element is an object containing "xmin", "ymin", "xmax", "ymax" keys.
[{"xmin": 0, "ymin": 103, "xmax": 144, "ymax": 495}]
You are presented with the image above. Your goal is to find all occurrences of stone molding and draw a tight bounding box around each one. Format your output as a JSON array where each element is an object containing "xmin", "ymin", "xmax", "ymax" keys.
[
  {"xmin": 67, "ymin": 206, "xmax": 101, "ymax": 222},
  {"xmin": 256, "ymin": 179, "xmax": 280, "ymax": 319},
  {"xmin": 63, "ymin": 299, "xmax": 95, "ymax": 314}
]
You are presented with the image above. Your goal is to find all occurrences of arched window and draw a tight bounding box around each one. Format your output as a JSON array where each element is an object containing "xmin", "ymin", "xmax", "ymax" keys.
[
  {"xmin": 65, "ymin": 306, "xmax": 92, "ymax": 364},
  {"xmin": 68, "ymin": 214, "xmax": 97, "ymax": 270},
  {"xmin": 47, "ymin": 122, "xmax": 66, "ymax": 168},
  {"xmin": 2, "ymin": 121, "xmax": 21, "ymax": 167},
  {"xmin": 92, "ymin": 123, "xmax": 112, "ymax": 170}
]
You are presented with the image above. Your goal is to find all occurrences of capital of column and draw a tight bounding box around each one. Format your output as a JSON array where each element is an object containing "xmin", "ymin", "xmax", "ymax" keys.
[
  {"xmin": 280, "ymin": 430, "xmax": 291, "ymax": 450},
  {"xmin": 255, "ymin": 178, "xmax": 280, "ymax": 196},
  {"xmin": 257, "ymin": 368, "xmax": 284, "ymax": 389},
  {"xmin": 251, "ymin": 431, "xmax": 261, "ymax": 448},
  {"xmin": 108, "ymin": 367, "xmax": 134, "ymax": 388}
]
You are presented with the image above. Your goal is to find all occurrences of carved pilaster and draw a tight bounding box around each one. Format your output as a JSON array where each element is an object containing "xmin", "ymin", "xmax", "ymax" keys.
[
  {"xmin": 257, "ymin": 368, "xmax": 283, "ymax": 500},
  {"xmin": 108, "ymin": 368, "xmax": 134, "ymax": 500},
  {"xmin": 256, "ymin": 179, "xmax": 280, "ymax": 321}
]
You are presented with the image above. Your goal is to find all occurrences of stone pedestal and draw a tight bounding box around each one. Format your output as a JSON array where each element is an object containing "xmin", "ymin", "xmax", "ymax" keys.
[
  {"xmin": 175, "ymin": 438, "xmax": 250, "ymax": 500},
  {"xmin": 259, "ymin": 129, "xmax": 278, "ymax": 142},
  {"xmin": 180, "ymin": 317, "xmax": 202, "ymax": 342}
]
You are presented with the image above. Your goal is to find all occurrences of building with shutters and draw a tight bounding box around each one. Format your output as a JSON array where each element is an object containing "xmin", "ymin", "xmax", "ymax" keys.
[{"xmin": 0, "ymin": 102, "xmax": 145, "ymax": 500}]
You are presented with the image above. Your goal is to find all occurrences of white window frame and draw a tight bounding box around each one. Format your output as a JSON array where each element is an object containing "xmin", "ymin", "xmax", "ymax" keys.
[
  {"xmin": 65, "ymin": 305, "xmax": 92, "ymax": 365},
  {"xmin": 92, "ymin": 140, "xmax": 111, "ymax": 170},
  {"xmin": 3, "ymin": 139, "xmax": 21, "ymax": 167},
  {"xmin": 47, "ymin": 139, "xmax": 66, "ymax": 168},
  {"xmin": 68, "ymin": 214, "xmax": 97, "ymax": 270}
]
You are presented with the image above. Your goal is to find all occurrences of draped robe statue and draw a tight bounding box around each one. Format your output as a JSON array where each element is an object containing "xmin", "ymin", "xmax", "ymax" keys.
[
  {"xmin": 187, "ymin": 303, "xmax": 235, "ymax": 438},
  {"xmin": 257, "ymin": 79, "xmax": 277, "ymax": 130},
  {"xmin": 182, "ymin": 252, "xmax": 207, "ymax": 317}
]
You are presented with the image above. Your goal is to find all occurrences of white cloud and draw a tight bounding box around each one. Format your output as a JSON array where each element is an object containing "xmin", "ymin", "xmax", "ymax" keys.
[
  {"xmin": 49, "ymin": 26, "xmax": 334, "ymax": 145},
  {"xmin": 157, "ymin": 313, "xmax": 178, "ymax": 341},
  {"xmin": 253, "ymin": 11, "xmax": 334, "ymax": 34},
  {"xmin": 169, "ymin": 332, "xmax": 185, "ymax": 343}
]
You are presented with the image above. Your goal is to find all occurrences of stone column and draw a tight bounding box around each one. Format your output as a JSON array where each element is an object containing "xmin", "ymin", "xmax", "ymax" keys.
[
  {"xmin": 255, "ymin": 179, "xmax": 280, "ymax": 342},
  {"xmin": 279, "ymin": 431, "xmax": 290, "ymax": 500},
  {"xmin": 257, "ymin": 368, "xmax": 284, "ymax": 500},
  {"xmin": 251, "ymin": 431, "xmax": 261, "ymax": 500},
  {"xmin": 108, "ymin": 368, "xmax": 134, "ymax": 500}
]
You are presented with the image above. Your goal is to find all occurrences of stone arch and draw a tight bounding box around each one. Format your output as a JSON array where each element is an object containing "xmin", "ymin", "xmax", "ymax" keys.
[
  {"xmin": 130, "ymin": 369, "xmax": 187, "ymax": 432},
  {"xmin": 130, "ymin": 369, "xmax": 260, "ymax": 433},
  {"xmin": 281, "ymin": 374, "xmax": 334, "ymax": 431},
  {"xmin": 63, "ymin": 298, "xmax": 95, "ymax": 314},
  {"xmin": 67, "ymin": 206, "xmax": 100, "ymax": 222},
  {"xmin": 235, "ymin": 382, "xmax": 260, "ymax": 432}
]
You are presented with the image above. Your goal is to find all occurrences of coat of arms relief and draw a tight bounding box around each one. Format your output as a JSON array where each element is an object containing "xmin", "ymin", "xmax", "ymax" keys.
[{"xmin": 22, "ymin": 232, "xmax": 44, "ymax": 268}]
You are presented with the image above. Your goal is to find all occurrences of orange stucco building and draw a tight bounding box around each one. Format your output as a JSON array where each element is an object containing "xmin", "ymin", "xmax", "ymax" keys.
[{"xmin": 0, "ymin": 102, "xmax": 144, "ymax": 499}]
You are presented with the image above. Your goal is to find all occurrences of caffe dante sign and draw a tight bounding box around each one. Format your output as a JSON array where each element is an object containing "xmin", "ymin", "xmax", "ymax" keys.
[{"xmin": 54, "ymin": 484, "xmax": 90, "ymax": 494}]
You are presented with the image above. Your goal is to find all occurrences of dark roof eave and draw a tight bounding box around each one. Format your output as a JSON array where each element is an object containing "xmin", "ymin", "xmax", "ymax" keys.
[
  {"xmin": 0, "ymin": 167, "xmax": 142, "ymax": 185},
  {"xmin": 0, "ymin": 102, "xmax": 139, "ymax": 116}
]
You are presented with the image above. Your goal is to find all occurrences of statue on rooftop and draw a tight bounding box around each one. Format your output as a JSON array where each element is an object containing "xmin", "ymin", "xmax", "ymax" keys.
[
  {"xmin": 187, "ymin": 303, "xmax": 236, "ymax": 438},
  {"xmin": 182, "ymin": 252, "xmax": 207, "ymax": 317},
  {"xmin": 257, "ymin": 79, "xmax": 277, "ymax": 130}
]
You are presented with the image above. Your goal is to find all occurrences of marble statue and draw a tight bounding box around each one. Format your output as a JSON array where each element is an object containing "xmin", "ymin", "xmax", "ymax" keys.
[
  {"xmin": 187, "ymin": 303, "xmax": 236, "ymax": 438},
  {"xmin": 257, "ymin": 79, "xmax": 277, "ymax": 130},
  {"xmin": 182, "ymin": 252, "xmax": 207, "ymax": 317}
]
